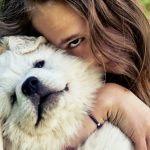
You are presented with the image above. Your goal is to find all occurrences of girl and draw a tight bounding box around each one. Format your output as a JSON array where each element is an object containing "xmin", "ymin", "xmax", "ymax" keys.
[{"xmin": 0, "ymin": 0, "xmax": 150, "ymax": 149}]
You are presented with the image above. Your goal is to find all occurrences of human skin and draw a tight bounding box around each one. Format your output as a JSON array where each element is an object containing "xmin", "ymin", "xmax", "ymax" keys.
[
  {"xmin": 31, "ymin": 2, "xmax": 114, "ymax": 72},
  {"xmin": 31, "ymin": 1, "xmax": 150, "ymax": 150}
]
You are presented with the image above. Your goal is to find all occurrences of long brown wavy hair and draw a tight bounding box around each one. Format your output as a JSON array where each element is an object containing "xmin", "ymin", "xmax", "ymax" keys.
[{"xmin": 0, "ymin": 0, "xmax": 150, "ymax": 105}]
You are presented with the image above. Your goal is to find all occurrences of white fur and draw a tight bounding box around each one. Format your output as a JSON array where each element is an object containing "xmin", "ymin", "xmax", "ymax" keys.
[{"xmin": 0, "ymin": 36, "xmax": 134, "ymax": 150}]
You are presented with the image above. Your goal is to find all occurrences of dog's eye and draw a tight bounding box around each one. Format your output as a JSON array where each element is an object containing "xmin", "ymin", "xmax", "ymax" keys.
[
  {"xmin": 11, "ymin": 93, "xmax": 17, "ymax": 105},
  {"xmin": 34, "ymin": 60, "xmax": 45, "ymax": 68}
]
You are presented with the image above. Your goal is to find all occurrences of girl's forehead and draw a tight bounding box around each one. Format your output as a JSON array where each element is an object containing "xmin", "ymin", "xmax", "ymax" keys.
[
  {"xmin": 30, "ymin": 1, "xmax": 70, "ymax": 16},
  {"xmin": 31, "ymin": 2, "xmax": 89, "ymax": 45}
]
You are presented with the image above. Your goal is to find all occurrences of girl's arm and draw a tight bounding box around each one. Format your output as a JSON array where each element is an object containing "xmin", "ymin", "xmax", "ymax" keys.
[{"xmin": 65, "ymin": 83, "xmax": 150, "ymax": 150}]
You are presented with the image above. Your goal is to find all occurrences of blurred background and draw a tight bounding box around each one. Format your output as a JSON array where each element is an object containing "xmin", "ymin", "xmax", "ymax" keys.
[
  {"xmin": 141, "ymin": 0, "xmax": 150, "ymax": 18},
  {"xmin": 0, "ymin": 0, "xmax": 150, "ymax": 18}
]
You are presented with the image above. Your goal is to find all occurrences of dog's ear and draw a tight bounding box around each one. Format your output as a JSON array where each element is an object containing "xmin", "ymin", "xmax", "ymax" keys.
[
  {"xmin": 0, "ymin": 46, "xmax": 6, "ymax": 54},
  {"xmin": 0, "ymin": 39, "xmax": 7, "ymax": 54},
  {"xmin": 0, "ymin": 36, "xmax": 47, "ymax": 54}
]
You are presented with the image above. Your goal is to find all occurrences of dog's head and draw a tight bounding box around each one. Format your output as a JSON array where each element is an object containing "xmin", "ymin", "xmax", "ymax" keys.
[{"xmin": 0, "ymin": 36, "xmax": 102, "ymax": 144}]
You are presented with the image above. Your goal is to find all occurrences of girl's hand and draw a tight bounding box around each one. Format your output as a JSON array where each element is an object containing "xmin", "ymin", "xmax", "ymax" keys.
[
  {"xmin": 65, "ymin": 83, "xmax": 150, "ymax": 150},
  {"xmin": 93, "ymin": 83, "xmax": 150, "ymax": 150}
]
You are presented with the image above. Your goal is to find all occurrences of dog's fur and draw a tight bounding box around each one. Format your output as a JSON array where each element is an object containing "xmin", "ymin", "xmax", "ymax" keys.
[{"xmin": 0, "ymin": 36, "xmax": 134, "ymax": 150}]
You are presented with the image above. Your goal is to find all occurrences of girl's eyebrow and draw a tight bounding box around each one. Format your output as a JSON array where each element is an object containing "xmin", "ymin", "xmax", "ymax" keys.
[{"xmin": 59, "ymin": 34, "xmax": 80, "ymax": 46}]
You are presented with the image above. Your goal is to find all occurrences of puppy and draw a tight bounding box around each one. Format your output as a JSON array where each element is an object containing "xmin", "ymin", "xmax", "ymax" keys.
[{"xmin": 0, "ymin": 36, "xmax": 134, "ymax": 150}]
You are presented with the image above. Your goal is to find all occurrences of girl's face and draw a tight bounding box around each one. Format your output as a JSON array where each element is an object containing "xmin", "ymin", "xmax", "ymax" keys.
[{"xmin": 32, "ymin": 2, "xmax": 114, "ymax": 72}]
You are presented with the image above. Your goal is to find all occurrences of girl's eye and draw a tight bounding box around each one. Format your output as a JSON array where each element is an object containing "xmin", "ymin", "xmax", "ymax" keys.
[
  {"xmin": 68, "ymin": 38, "xmax": 83, "ymax": 49},
  {"xmin": 34, "ymin": 60, "xmax": 45, "ymax": 68}
]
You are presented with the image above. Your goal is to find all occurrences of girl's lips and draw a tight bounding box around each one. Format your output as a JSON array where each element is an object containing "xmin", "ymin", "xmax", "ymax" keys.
[
  {"xmin": 106, "ymin": 61, "xmax": 117, "ymax": 68},
  {"xmin": 98, "ymin": 61, "xmax": 117, "ymax": 73},
  {"xmin": 65, "ymin": 147, "xmax": 75, "ymax": 150}
]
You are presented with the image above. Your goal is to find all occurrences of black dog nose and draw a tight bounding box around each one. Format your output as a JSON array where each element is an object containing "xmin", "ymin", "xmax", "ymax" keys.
[{"xmin": 22, "ymin": 76, "xmax": 39, "ymax": 96}]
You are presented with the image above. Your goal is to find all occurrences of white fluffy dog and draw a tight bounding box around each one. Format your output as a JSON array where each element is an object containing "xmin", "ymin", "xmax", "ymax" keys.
[{"xmin": 0, "ymin": 36, "xmax": 134, "ymax": 150}]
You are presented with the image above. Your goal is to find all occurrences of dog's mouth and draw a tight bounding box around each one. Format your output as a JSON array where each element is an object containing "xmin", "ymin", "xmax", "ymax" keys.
[
  {"xmin": 34, "ymin": 90, "xmax": 64, "ymax": 126},
  {"xmin": 37, "ymin": 86, "xmax": 70, "ymax": 126},
  {"xmin": 21, "ymin": 76, "xmax": 69, "ymax": 126}
]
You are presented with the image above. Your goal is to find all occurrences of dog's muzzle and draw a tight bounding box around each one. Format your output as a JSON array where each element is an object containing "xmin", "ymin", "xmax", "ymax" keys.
[{"xmin": 21, "ymin": 76, "xmax": 69, "ymax": 125}]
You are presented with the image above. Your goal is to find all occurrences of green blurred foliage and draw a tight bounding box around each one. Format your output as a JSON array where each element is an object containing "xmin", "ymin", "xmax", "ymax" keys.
[
  {"xmin": 140, "ymin": 0, "xmax": 150, "ymax": 17},
  {"xmin": 0, "ymin": 0, "xmax": 4, "ymax": 13},
  {"xmin": 0, "ymin": 0, "xmax": 150, "ymax": 17}
]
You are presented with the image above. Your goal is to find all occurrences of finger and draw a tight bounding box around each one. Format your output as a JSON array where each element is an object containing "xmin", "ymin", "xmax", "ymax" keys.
[
  {"xmin": 134, "ymin": 138, "xmax": 147, "ymax": 150},
  {"xmin": 146, "ymin": 134, "xmax": 150, "ymax": 150},
  {"xmin": 65, "ymin": 147, "xmax": 76, "ymax": 150}
]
